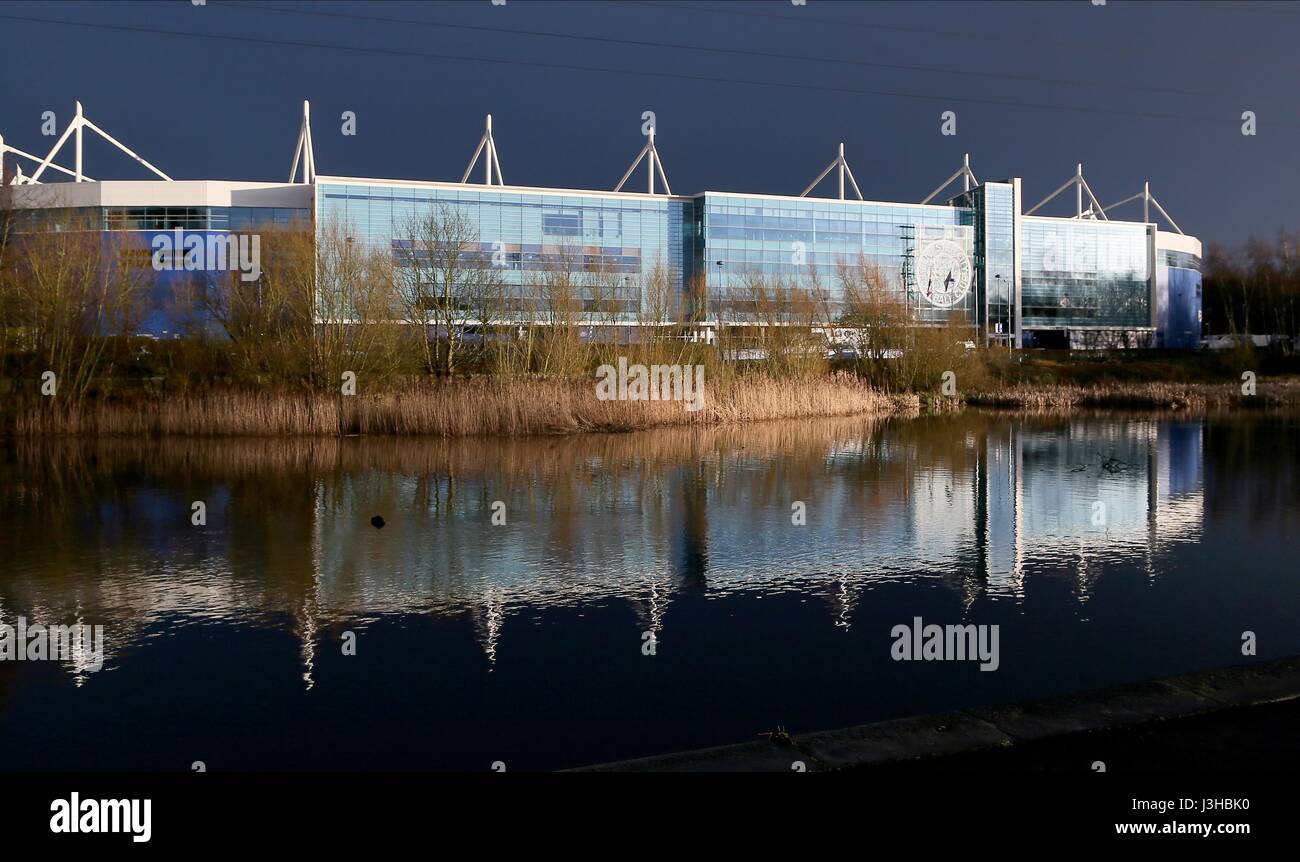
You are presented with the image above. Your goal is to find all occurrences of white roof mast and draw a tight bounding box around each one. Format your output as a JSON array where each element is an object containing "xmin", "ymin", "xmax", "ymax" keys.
[
  {"xmin": 1026, "ymin": 163, "xmax": 1108, "ymax": 220},
  {"xmin": 800, "ymin": 143, "xmax": 863, "ymax": 201},
  {"xmin": 920, "ymin": 153, "xmax": 980, "ymax": 204},
  {"xmin": 1102, "ymin": 181, "xmax": 1184, "ymax": 234},
  {"xmin": 14, "ymin": 101, "xmax": 171, "ymax": 185},
  {"xmin": 461, "ymin": 114, "xmax": 504, "ymax": 186},
  {"xmin": 289, "ymin": 100, "xmax": 316, "ymax": 184},
  {"xmin": 614, "ymin": 123, "xmax": 671, "ymax": 195}
]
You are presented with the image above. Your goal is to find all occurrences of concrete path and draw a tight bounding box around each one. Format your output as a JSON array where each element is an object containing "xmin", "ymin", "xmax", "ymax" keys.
[{"xmin": 575, "ymin": 657, "xmax": 1300, "ymax": 772}]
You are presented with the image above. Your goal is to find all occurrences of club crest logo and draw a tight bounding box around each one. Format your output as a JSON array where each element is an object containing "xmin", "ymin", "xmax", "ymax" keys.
[{"xmin": 916, "ymin": 238, "xmax": 973, "ymax": 308}]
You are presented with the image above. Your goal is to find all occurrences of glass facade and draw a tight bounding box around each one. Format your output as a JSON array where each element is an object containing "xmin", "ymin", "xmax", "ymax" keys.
[
  {"xmin": 9, "ymin": 177, "xmax": 1191, "ymax": 347},
  {"xmin": 1020, "ymin": 218, "xmax": 1151, "ymax": 330},
  {"xmin": 318, "ymin": 182, "xmax": 694, "ymax": 319},
  {"xmin": 698, "ymin": 192, "xmax": 976, "ymax": 325},
  {"xmin": 953, "ymin": 182, "xmax": 1016, "ymax": 341}
]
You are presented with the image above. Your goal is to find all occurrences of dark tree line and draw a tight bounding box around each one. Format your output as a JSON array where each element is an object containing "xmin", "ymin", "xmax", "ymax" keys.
[{"xmin": 1204, "ymin": 232, "xmax": 1300, "ymax": 338}]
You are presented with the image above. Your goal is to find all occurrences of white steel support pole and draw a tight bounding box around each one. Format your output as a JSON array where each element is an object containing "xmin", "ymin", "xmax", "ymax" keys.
[
  {"xmin": 1149, "ymin": 194, "xmax": 1183, "ymax": 235},
  {"xmin": 1143, "ymin": 180, "xmax": 1150, "ymax": 224},
  {"xmin": 654, "ymin": 147, "xmax": 671, "ymax": 195},
  {"xmin": 1075, "ymin": 163, "xmax": 1083, "ymax": 218},
  {"xmin": 289, "ymin": 124, "xmax": 304, "ymax": 183},
  {"xmin": 648, "ymin": 128, "xmax": 655, "ymax": 195},
  {"xmin": 614, "ymin": 145, "xmax": 647, "ymax": 193},
  {"xmin": 462, "ymin": 136, "xmax": 487, "ymax": 185},
  {"xmin": 75, "ymin": 101, "xmax": 83, "ymax": 182},
  {"xmin": 843, "ymin": 159, "xmax": 862, "ymax": 201},
  {"xmin": 26, "ymin": 117, "xmax": 78, "ymax": 184},
  {"xmin": 801, "ymin": 159, "xmax": 836, "ymax": 198},
  {"xmin": 963, "ymin": 153, "xmax": 971, "ymax": 193},
  {"xmin": 82, "ymin": 118, "xmax": 173, "ymax": 181},
  {"xmin": 486, "ymin": 115, "xmax": 493, "ymax": 185},
  {"xmin": 0, "ymin": 135, "xmax": 5, "ymax": 186},
  {"xmin": 305, "ymin": 121, "xmax": 315, "ymax": 182},
  {"xmin": 303, "ymin": 101, "xmax": 314, "ymax": 183},
  {"xmin": 838, "ymin": 143, "xmax": 845, "ymax": 201}
]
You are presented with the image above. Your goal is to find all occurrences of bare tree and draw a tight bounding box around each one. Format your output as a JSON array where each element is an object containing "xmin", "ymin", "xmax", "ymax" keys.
[
  {"xmin": 532, "ymin": 241, "xmax": 585, "ymax": 376},
  {"xmin": 198, "ymin": 224, "xmax": 315, "ymax": 384},
  {"xmin": 397, "ymin": 203, "xmax": 503, "ymax": 376},
  {"xmin": 0, "ymin": 207, "xmax": 147, "ymax": 406},
  {"xmin": 312, "ymin": 219, "xmax": 406, "ymax": 390}
]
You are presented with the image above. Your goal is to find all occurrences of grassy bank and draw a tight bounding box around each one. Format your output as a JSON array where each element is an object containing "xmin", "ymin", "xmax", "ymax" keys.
[{"xmin": 3, "ymin": 373, "xmax": 919, "ymax": 437}]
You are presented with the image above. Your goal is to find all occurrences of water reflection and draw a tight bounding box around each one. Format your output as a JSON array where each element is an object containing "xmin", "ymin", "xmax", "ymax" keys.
[
  {"xmin": 4, "ymin": 412, "xmax": 1300, "ymax": 769},
  {"xmin": 0, "ymin": 415, "xmax": 1243, "ymax": 679}
]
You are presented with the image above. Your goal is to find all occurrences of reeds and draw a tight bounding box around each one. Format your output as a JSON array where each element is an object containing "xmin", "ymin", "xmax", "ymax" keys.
[
  {"xmin": 5, "ymin": 372, "xmax": 916, "ymax": 437},
  {"xmin": 965, "ymin": 379, "xmax": 1300, "ymax": 411}
]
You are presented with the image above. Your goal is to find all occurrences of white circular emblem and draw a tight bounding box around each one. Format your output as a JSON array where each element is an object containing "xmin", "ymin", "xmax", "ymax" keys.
[{"xmin": 916, "ymin": 239, "xmax": 972, "ymax": 308}]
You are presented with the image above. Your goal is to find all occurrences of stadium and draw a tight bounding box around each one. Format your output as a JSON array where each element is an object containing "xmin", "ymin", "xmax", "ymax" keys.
[{"xmin": 1, "ymin": 101, "xmax": 1203, "ymax": 350}]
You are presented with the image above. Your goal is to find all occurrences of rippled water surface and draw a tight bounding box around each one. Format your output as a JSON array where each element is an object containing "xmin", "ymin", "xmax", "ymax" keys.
[{"xmin": 2, "ymin": 412, "xmax": 1298, "ymax": 770}]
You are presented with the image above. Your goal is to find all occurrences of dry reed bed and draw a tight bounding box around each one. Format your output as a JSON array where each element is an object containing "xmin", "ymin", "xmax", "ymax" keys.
[
  {"xmin": 6, "ymin": 374, "xmax": 916, "ymax": 437},
  {"xmin": 966, "ymin": 379, "xmax": 1300, "ymax": 411}
]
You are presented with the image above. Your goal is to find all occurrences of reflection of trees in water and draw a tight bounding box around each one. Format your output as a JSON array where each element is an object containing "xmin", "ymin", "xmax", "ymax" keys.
[{"xmin": 1203, "ymin": 413, "xmax": 1300, "ymax": 527}]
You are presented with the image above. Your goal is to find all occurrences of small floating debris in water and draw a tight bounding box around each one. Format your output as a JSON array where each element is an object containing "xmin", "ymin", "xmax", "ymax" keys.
[{"xmin": 370, "ymin": 515, "xmax": 385, "ymax": 529}]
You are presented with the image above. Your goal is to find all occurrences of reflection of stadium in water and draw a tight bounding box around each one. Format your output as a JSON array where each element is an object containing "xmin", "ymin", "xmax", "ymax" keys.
[
  {"xmin": 0, "ymin": 417, "xmax": 1207, "ymax": 683},
  {"xmin": 306, "ymin": 418, "xmax": 1207, "ymax": 663}
]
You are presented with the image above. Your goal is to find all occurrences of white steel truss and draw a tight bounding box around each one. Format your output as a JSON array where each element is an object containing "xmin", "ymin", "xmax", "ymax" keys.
[
  {"xmin": 0, "ymin": 132, "xmax": 89, "ymax": 185},
  {"xmin": 289, "ymin": 100, "xmax": 316, "ymax": 184},
  {"xmin": 1026, "ymin": 163, "xmax": 1108, "ymax": 220},
  {"xmin": 8, "ymin": 102, "xmax": 171, "ymax": 185},
  {"xmin": 1102, "ymin": 181, "xmax": 1183, "ymax": 234},
  {"xmin": 614, "ymin": 125, "xmax": 671, "ymax": 195},
  {"xmin": 461, "ymin": 114, "xmax": 504, "ymax": 186},
  {"xmin": 920, "ymin": 153, "xmax": 979, "ymax": 204},
  {"xmin": 800, "ymin": 143, "xmax": 863, "ymax": 201}
]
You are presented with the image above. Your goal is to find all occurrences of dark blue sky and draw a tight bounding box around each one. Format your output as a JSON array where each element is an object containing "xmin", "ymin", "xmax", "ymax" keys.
[{"xmin": 1, "ymin": 0, "xmax": 1297, "ymax": 247}]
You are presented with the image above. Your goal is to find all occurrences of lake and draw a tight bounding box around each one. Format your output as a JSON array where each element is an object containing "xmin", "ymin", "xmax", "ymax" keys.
[{"xmin": 1, "ymin": 411, "xmax": 1298, "ymax": 770}]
